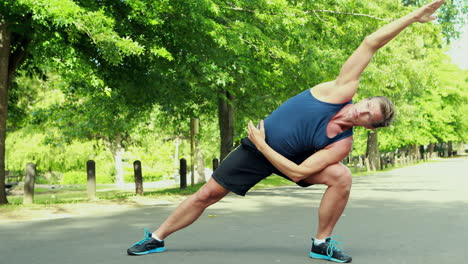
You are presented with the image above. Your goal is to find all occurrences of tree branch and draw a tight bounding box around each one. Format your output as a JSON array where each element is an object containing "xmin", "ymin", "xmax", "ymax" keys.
[
  {"xmin": 222, "ymin": 3, "xmax": 391, "ymax": 21},
  {"xmin": 305, "ymin": 10, "xmax": 391, "ymax": 21},
  {"xmin": 8, "ymin": 37, "xmax": 31, "ymax": 84}
]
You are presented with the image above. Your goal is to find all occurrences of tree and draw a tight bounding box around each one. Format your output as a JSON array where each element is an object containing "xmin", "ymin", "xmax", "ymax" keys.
[
  {"xmin": 148, "ymin": 0, "xmax": 398, "ymax": 160},
  {"xmin": 403, "ymin": 0, "xmax": 468, "ymax": 42},
  {"xmin": 0, "ymin": 0, "xmax": 151, "ymax": 204}
]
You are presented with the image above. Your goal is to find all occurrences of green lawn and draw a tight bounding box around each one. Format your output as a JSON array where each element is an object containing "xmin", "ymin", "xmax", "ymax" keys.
[{"xmin": 2, "ymin": 159, "xmax": 434, "ymax": 207}]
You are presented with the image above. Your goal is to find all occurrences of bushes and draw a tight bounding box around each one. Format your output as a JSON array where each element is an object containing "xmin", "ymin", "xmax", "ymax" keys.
[
  {"xmin": 138, "ymin": 165, "xmax": 167, "ymax": 182},
  {"xmin": 5, "ymin": 129, "xmax": 189, "ymax": 184},
  {"xmin": 61, "ymin": 170, "xmax": 115, "ymax": 185}
]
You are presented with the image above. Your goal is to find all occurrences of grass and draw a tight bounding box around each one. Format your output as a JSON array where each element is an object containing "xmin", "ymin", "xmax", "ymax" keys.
[
  {"xmin": 2, "ymin": 158, "xmax": 440, "ymax": 207},
  {"xmin": 2, "ymin": 176, "xmax": 294, "ymax": 206}
]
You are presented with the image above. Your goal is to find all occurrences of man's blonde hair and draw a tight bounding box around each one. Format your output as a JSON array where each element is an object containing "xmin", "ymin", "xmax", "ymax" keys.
[{"xmin": 369, "ymin": 96, "xmax": 395, "ymax": 128}]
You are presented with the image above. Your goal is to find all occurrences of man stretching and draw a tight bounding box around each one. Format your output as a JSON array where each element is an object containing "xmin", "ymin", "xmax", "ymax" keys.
[{"xmin": 127, "ymin": 1, "xmax": 445, "ymax": 262}]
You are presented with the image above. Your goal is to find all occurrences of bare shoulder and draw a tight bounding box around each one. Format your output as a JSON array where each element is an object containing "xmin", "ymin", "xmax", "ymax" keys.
[{"xmin": 311, "ymin": 81, "xmax": 358, "ymax": 104}]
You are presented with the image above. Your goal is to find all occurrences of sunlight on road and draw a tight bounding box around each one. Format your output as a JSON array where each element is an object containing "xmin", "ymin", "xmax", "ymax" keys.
[{"xmin": 350, "ymin": 158, "xmax": 468, "ymax": 205}]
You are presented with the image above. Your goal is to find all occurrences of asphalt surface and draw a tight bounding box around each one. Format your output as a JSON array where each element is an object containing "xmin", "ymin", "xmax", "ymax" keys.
[{"xmin": 1, "ymin": 157, "xmax": 467, "ymax": 264}]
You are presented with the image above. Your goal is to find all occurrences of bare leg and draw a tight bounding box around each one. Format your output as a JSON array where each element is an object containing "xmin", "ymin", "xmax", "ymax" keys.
[
  {"xmin": 302, "ymin": 163, "xmax": 352, "ymax": 239},
  {"xmin": 154, "ymin": 177, "xmax": 230, "ymax": 240}
]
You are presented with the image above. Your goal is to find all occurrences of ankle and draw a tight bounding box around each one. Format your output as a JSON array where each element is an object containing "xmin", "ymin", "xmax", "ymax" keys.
[
  {"xmin": 153, "ymin": 231, "xmax": 167, "ymax": 241},
  {"xmin": 314, "ymin": 238, "xmax": 326, "ymax": 245},
  {"xmin": 151, "ymin": 233, "xmax": 163, "ymax": 242}
]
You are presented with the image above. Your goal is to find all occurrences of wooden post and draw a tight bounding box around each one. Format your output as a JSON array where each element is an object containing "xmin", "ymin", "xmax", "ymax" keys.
[
  {"xmin": 134, "ymin": 160, "xmax": 144, "ymax": 196},
  {"xmin": 180, "ymin": 158, "xmax": 187, "ymax": 190},
  {"xmin": 213, "ymin": 158, "xmax": 219, "ymax": 171},
  {"xmin": 190, "ymin": 118, "xmax": 199, "ymax": 187},
  {"xmin": 87, "ymin": 160, "xmax": 96, "ymax": 200},
  {"xmin": 23, "ymin": 163, "xmax": 36, "ymax": 204}
]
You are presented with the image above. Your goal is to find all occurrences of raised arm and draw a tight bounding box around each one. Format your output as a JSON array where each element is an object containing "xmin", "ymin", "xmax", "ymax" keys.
[{"xmin": 322, "ymin": 0, "xmax": 446, "ymax": 103}]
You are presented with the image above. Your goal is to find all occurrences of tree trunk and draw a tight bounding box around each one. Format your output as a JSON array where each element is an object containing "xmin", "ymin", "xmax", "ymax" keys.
[
  {"xmin": 366, "ymin": 130, "xmax": 379, "ymax": 171},
  {"xmin": 456, "ymin": 142, "xmax": 465, "ymax": 155},
  {"xmin": 419, "ymin": 145, "xmax": 425, "ymax": 161},
  {"xmin": 110, "ymin": 133, "xmax": 125, "ymax": 188},
  {"xmin": 173, "ymin": 136, "xmax": 181, "ymax": 180},
  {"xmin": 217, "ymin": 89, "xmax": 234, "ymax": 161},
  {"xmin": 410, "ymin": 144, "xmax": 419, "ymax": 161},
  {"xmin": 447, "ymin": 141, "xmax": 453, "ymax": 157},
  {"xmin": 196, "ymin": 143, "xmax": 205, "ymax": 183},
  {"xmin": 428, "ymin": 143, "xmax": 435, "ymax": 158},
  {"xmin": 0, "ymin": 21, "xmax": 11, "ymax": 204}
]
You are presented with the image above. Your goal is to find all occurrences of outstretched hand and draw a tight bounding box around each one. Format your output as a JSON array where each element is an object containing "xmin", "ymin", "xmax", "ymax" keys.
[
  {"xmin": 247, "ymin": 120, "xmax": 266, "ymax": 149},
  {"xmin": 412, "ymin": 0, "xmax": 446, "ymax": 23}
]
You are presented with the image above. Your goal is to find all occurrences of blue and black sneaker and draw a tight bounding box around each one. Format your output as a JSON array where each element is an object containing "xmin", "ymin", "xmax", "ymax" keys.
[
  {"xmin": 127, "ymin": 228, "xmax": 166, "ymax": 256},
  {"xmin": 309, "ymin": 237, "xmax": 352, "ymax": 263}
]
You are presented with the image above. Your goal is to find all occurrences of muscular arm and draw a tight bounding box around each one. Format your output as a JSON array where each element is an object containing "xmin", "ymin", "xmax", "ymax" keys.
[
  {"xmin": 247, "ymin": 121, "xmax": 352, "ymax": 182},
  {"xmin": 317, "ymin": 0, "xmax": 446, "ymax": 104}
]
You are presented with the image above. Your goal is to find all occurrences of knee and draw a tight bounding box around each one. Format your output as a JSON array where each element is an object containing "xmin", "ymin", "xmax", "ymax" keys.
[
  {"xmin": 325, "ymin": 164, "xmax": 352, "ymax": 190},
  {"xmin": 192, "ymin": 184, "xmax": 225, "ymax": 207}
]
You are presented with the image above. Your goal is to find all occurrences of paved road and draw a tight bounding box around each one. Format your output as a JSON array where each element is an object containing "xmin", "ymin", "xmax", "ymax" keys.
[{"xmin": 1, "ymin": 157, "xmax": 467, "ymax": 264}]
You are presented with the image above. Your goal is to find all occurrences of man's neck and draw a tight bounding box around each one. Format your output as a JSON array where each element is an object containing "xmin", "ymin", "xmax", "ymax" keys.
[{"xmin": 329, "ymin": 104, "xmax": 355, "ymax": 130}]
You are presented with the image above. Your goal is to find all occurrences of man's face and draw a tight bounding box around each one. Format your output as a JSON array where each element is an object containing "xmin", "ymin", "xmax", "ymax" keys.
[{"xmin": 351, "ymin": 98, "xmax": 384, "ymax": 129}]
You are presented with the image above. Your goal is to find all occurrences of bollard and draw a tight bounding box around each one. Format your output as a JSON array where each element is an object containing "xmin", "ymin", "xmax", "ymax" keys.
[
  {"xmin": 212, "ymin": 158, "xmax": 219, "ymax": 171},
  {"xmin": 180, "ymin": 158, "xmax": 187, "ymax": 190},
  {"xmin": 87, "ymin": 160, "xmax": 96, "ymax": 200},
  {"xmin": 134, "ymin": 160, "xmax": 144, "ymax": 196},
  {"xmin": 23, "ymin": 163, "xmax": 36, "ymax": 204}
]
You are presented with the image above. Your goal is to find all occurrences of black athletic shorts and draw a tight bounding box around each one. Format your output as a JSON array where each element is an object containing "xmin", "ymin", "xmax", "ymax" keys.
[{"xmin": 212, "ymin": 137, "xmax": 314, "ymax": 196}]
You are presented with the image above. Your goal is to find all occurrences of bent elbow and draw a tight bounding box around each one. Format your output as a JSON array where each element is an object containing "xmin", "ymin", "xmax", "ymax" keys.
[
  {"xmin": 288, "ymin": 174, "xmax": 303, "ymax": 183},
  {"xmin": 287, "ymin": 168, "xmax": 311, "ymax": 182}
]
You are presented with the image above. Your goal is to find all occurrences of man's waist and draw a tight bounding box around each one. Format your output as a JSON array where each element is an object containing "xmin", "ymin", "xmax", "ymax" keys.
[{"xmin": 241, "ymin": 137, "xmax": 315, "ymax": 164}]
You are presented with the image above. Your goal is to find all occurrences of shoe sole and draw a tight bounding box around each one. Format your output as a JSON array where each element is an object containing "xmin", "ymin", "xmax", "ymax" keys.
[
  {"xmin": 128, "ymin": 247, "xmax": 167, "ymax": 255},
  {"xmin": 310, "ymin": 252, "xmax": 351, "ymax": 263}
]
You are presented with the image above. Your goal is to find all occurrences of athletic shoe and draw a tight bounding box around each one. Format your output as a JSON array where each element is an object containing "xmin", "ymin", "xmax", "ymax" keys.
[
  {"xmin": 127, "ymin": 228, "xmax": 166, "ymax": 255},
  {"xmin": 309, "ymin": 237, "xmax": 352, "ymax": 263}
]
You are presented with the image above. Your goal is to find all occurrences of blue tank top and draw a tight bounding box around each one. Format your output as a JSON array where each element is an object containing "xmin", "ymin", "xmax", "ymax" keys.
[{"xmin": 263, "ymin": 89, "xmax": 353, "ymax": 158}]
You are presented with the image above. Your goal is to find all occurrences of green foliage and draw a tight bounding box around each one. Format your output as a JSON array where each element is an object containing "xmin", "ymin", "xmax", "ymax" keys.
[
  {"xmin": 123, "ymin": 141, "xmax": 175, "ymax": 183},
  {"xmin": 5, "ymin": 128, "xmax": 116, "ymax": 183},
  {"xmin": 3, "ymin": 0, "xmax": 467, "ymax": 186},
  {"xmin": 403, "ymin": 0, "xmax": 468, "ymax": 43}
]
